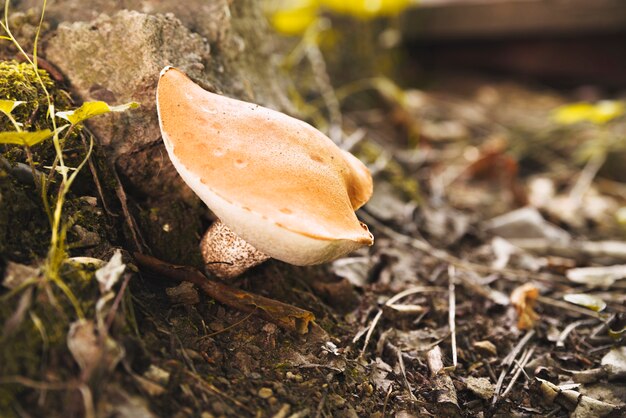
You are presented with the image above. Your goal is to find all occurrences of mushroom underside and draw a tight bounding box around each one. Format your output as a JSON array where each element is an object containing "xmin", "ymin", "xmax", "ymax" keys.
[{"xmin": 201, "ymin": 220, "xmax": 270, "ymax": 279}]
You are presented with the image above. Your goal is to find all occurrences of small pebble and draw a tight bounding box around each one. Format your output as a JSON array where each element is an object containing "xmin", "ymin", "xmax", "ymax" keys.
[
  {"xmin": 473, "ymin": 340, "xmax": 497, "ymax": 356},
  {"xmin": 208, "ymin": 321, "xmax": 225, "ymax": 332},
  {"xmin": 258, "ymin": 387, "xmax": 273, "ymax": 399},
  {"xmin": 286, "ymin": 371, "xmax": 303, "ymax": 382}
]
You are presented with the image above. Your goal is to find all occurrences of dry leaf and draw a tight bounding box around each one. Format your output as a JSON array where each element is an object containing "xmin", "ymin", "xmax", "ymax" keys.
[
  {"xmin": 566, "ymin": 265, "xmax": 626, "ymax": 288},
  {"xmin": 601, "ymin": 347, "xmax": 626, "ymax": 379},
  {"xmin": 465, "ymin": 376, "xmax": 495, "ymax": 400},
  {"xmin": 510, "ymin": 283, "xmax": 540, "ymax": 330},
  {"xmin": 67, "ymin": 319, "xmax": 124, "ymax": 379},
  {"xmin": 563, "ymin": 293, "xmax": 607, "ymax": 312},
  {"xmin": 95, "ymin": 250, "xmax": 126, "ymax": 294}
]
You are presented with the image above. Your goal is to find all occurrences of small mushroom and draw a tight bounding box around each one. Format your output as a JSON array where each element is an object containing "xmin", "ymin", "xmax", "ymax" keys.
[{"xmin": 156, "ymin": 67, "xmax": 374, "ymax": 278}]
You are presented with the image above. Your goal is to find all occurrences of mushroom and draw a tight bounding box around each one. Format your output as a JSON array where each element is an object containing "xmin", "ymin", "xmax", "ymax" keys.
[{"xmin": 156, "ymin": 67, "xmax": 374, "ymax": 279}]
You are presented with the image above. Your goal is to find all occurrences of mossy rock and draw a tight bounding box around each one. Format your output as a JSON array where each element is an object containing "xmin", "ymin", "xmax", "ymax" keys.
[{"xmin": 0, "ymin": 60, "xmax": 78, "ymax": 167}]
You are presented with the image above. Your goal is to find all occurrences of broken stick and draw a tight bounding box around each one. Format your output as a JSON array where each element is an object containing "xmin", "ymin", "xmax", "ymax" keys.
[{"xmin": 133, "ymin": 253, "xmax": 315, "ymax": 334}]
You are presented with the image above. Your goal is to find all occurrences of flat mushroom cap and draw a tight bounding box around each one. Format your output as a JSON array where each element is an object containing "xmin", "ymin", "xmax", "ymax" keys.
[{"xmin": 156, "ymin": 67, "xmax": 373, "ymax": 265}]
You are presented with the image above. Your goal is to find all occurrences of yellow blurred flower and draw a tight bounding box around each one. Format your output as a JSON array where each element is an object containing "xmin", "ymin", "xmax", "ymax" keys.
[
  {"xmin": 553, "ymin": 101, "xmax": 625, "ymax": 125},
  {"xmin": 320, "ymin": 0, "xmax": 412, "ymax": 19},
  {"xmin": 266, "ymin": 0, "xmax": 413, "ymax": 35},
  {"xmin": 267, "ymin": 0, "xmax": 321, "ymax": 36}
]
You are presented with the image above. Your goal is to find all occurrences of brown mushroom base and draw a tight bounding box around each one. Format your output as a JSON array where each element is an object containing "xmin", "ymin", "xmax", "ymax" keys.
[{"xmin": 200, "ymin": 220, "xmax": 270, "ymax": 279}]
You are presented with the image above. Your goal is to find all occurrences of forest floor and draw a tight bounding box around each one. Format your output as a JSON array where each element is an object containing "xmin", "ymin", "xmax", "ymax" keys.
[{"xmin": 1, "ymin": 9, "xmax": 626, "ymax": 418}]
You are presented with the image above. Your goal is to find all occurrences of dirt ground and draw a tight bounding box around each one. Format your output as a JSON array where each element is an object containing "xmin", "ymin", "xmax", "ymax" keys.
[{"xmin": 1, "ymin": 4, "xmax": 626, "ymax": 418}]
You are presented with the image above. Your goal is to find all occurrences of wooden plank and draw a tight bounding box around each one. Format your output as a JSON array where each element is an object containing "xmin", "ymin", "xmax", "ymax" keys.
[{"xmin": 402, "ymin": 0, "xmax": 626, "ymax": 40}]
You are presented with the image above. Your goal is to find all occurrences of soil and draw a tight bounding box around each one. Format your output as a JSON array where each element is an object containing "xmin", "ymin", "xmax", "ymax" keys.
[{"xmin": 1, "ymin": 4, "xmax": 625, "ymax": 418}]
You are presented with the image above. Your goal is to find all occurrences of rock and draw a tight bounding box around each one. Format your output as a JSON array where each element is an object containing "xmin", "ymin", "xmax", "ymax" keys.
[
  {"xmin": 464, "ymin": 376, "xmax": 495, "ymax": 400},
  {"xmin": 258, "ymin": 387, "xmax": 273, "ymax": 399},
  {"xmin": 165, "ymin": 281, "xmax": 200, "ymax": 305},
  {"xmin": 38, "ymin": 1, "xmax": 297, "ymax": 262},
  {"xmin": 21, "ymin": 0, "xmax": 231, "ymax": 50},
  {"xmin": 472, "ymin": 340, "xmax": 497, "ymax": 357},
  {"xmin": 42, "ymin": 1, "xmax": 294, "ymax": 201},
  {"xmin": 46, "ymin": 10, "xmax": 209, "ymax": 200},
  {"xmin": 601, "ymin": 346, "xmax": 626, "ymax": 379}
]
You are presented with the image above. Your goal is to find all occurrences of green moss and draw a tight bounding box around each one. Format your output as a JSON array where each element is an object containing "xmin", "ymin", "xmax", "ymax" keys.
[
  {"xmin": 0, "ymin": 60, "xmax": 105, "ymax": 264},
  {"xmin": 0, "ymin": 60, "xmax": 79, "ymax": 167},
  {"xmin": 0, "ymin": 61, "xmax": 55, "ymax": 120}
]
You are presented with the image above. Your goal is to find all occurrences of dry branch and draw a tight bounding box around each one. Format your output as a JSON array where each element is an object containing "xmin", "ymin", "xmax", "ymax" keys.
[
  {"xmin": 426, "ymin": 346, "xmax": 460, "ymax": 417},
  {"xmin": 133, "ymin": 253, "xmax": 315, "ymax": 334}
]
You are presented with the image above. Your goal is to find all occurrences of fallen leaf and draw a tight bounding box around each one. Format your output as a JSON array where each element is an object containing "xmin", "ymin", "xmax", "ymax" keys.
[
  {"xmin": 331, "ymin": 256, "xmax": 371, "ymax": 288},
  {"xmin": 2, "ymin": 261, "xmax": 40, "ymax": 290},
  {"xmin": 95, "ymin": 250, "xmax": 126, "ymax": 294},
  {"xmin": 601, "ymin": 347, "xmax": 626, "ymax": 379},
  {"xmin": 371, "ymin": 358, "xmax": 394, "ymax": 392},
  {"xmin": 464, "ymin": 376, "xmax": 495, "ymax": 400},
  {"xmin": 484, "ymin": 207, "xmax": 571, "ymax": 243},
  {"xmin": 563, "ymin": 293, "xmax": 606, "ymax": 312},
  {"xmin": 67, "ymin": 319, "xmax": 124, "ymax": 379},
  {"xmin": 510, "ymin": 283, "xmax": 540, "ymax": 330},
  {"xmin": 473, "ymin": 340, "xmax": 497, "ymax": 356},
  {"xmin": 566, "ymin": 265, "xmax": 626, "ymax": 288},
  {"xmin": 491, "ymin": 237, "xmax": 544, "ymax": 271}
]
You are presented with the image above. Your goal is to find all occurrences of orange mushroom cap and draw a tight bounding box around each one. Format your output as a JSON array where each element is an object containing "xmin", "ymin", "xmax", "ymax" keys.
[{"xmin": 156, "ymin": 67, "xmax": 373, "ymax": 265}]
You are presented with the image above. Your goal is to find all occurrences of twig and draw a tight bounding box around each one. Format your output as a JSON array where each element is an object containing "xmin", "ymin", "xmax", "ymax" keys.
[
  {"xmin": 352, "ymin": 320, "xmax": 372, "ymax": 344},
  {"xmin": 81, "ymin": 124, "xmax": 145, "ymax": 251},
  {"xmin": 382, "ymin": 384, "xmax": 393, "ymax": 418},
  {"xmin": 360, "ymin": 309, "xmax": 383, "ymax": 358},
  {"xmin": 113, "ymin": 167, "xmax": 145, "ymax": 252},
  {"xmin": 426, "ymin": 346, "xmax": 460, "ymax": 416},
  {"xmin": 104, "ymin": 272, "xmax": 131, "ymax": 332},
  {"xmin": 80, "ymin": 133, "xmax": 113, "ymax": 216},
  {"xmin": 184, "ymin": 370, "xmax": 253, "ymax": 414},
  {"xmin": 134, "ymin": 253, "xmax": 315, "ymax": 334},
  {"xmin": 397, "ymin": 349, "xmax": 417, "ymax": 402},
  {"xmin": 358, "ymin": 286, "xmax": 446, "ymax": 357},
  {"xmin": 297, "ymin": 363, "xmax": 343, "ymax": 373},
  {"xmin": 360, "ymin": 211, "xmax": 568, "ymax": 284},
  {"xmin": 500, "ymin": 346, "xmax": 535, "ymax": 399},
  {"xmin": 197, "ymin": 311, "xmax": 255, "ymax": 339},
  {"xmin": 511, "ymin": 238, "xmax": 626, "ymax": 262},
  {"xmin": 556, "ymin": 319, "xmax": 599, "ymax": 348},
  {"xmin": 493, "ymin": 330, "xmax": 535, "ymax": 405},
  {"xmin": 501, "ymin": 330, "xmax": 535, "ymax": 367},
  {"xmin": 448, "ymin": 265, "xmax": 457, "ymax": 369},
  {"xmin": 0, "ymin": 376, "xmax": 72, "ymax": 390},
  {"xmin": 304, "ymin": 31, "xmax": 342, "ymax": 145},
  {"xmin": 537, "ymin": 296, "xmax": 603, "ymax": 319},
  {"xmin": 386, "ymin": 286, "xmax": 447, "ymax": 306},
  {"xmin": 314, "ymin": 391, "xmax": 327, "ymax": 418},
  {"xmin": 77, "ymin": 384, "xmax": 95, "ymax": 418},
  {"xmin": 568, "ymin": 151, "xmax": 606, "ymax": 210}
]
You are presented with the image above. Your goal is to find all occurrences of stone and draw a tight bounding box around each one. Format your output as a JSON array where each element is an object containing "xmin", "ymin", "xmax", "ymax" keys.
[
  {"xmin": 257, "ymin": 387, "xmax": 273, "ymax": 399},
  {"xmin": 42, "ymin": 1, "xmax": 294, "ymax": 202},
  {"xmin": 46, "ymin": 10, "xmax": 210, "ymax": 200}
]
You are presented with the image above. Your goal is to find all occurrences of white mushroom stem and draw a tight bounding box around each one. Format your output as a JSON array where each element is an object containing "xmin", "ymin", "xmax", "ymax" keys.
[{"xmin": 201, "ymin": 220, "xmax": 270, "ymax": 279}]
